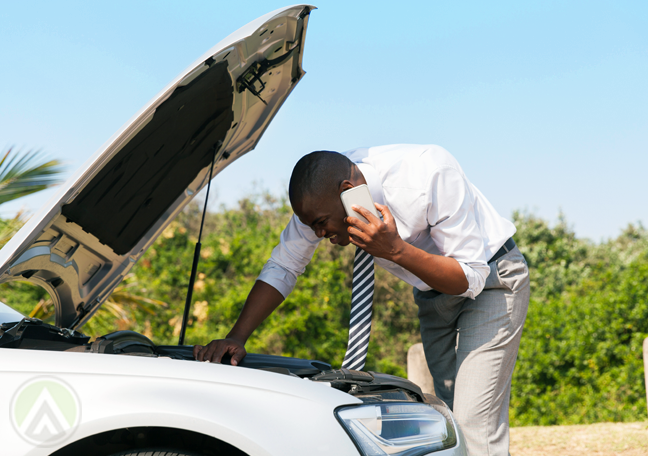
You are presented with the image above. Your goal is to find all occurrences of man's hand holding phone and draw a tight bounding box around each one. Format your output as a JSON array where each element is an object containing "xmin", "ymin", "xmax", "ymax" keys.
[
  {"xmin": 340, "ymin": 185, "xmax": 406, "ymax": 261},
  {"xmin": 346, "ymin": 202, "xmax": 406, "ymax": 262}
]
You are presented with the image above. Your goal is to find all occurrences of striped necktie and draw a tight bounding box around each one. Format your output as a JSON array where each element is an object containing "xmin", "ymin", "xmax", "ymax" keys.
[{"xmin": 341, "ymin": 247, "xmax": 375, "ymax": 371}]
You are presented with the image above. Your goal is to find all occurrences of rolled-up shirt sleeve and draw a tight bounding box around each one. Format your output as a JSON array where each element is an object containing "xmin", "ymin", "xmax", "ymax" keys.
[
  {"xmin": 427, "ymin": 166, "xmax": 490, "ymax": 299},
  {"xmin": 257, "ymin": 214, "xmax": 322, "ymax": 298}
]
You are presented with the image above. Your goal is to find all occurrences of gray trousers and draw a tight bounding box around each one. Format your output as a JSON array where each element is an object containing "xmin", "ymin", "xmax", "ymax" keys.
[{"xmin": 413, "ymin": 246, "xmax": 530, "ymax": 456}]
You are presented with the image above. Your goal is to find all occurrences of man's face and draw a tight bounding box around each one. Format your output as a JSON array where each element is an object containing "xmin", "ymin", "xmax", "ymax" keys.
[{"xmin": 293, "ymin": 191, "xmax": 352, "ymax": 246}]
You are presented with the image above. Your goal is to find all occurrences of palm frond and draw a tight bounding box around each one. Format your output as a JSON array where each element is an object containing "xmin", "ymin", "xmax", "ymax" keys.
[
  {"xmin": 0, "ymin": 148, "xmax": 64, "ymax": 205},
  {"xmin": 105, "ymin": 284, "xmax": 167, "ymax": 316},
  {"xmin": 29, "ymin": 298, "xmax": 53, "ymax": 320}
]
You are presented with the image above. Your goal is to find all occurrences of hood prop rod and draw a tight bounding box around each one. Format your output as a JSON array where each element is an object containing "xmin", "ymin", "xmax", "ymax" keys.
[{"xmin": 178, "ymin": 146, "xmax": 218, "ymax": 346}]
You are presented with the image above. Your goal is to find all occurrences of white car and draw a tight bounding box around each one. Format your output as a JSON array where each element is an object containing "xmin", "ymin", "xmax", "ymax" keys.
[{"xmin": 0, "ymin": 5, "xmax": 467, "ymax": 456}]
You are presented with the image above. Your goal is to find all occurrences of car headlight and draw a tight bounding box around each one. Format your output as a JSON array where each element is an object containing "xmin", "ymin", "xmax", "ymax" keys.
[{"xmin": 336, "ymin": 402, "xmax": 457, "ymax": 456}]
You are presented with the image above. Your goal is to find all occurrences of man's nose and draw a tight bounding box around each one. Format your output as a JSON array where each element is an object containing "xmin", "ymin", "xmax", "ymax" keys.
[{"xmin": 315, "ymin": 227, "xmax": 325, "ymax": 238}]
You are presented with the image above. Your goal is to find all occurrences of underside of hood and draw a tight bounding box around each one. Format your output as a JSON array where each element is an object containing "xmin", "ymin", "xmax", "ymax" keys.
[
  {"xmin": 0, "ymin": 5, "xmax": 315, "ymax": 329},
  {"xmin": 62, "ymin": 62, "xmax": 235, "ymax": 256}
]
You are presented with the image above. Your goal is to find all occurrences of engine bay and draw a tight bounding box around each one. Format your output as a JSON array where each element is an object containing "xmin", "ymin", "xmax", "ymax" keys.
[{"xmin": 0, "ymin": 317, "xmax": 435, "ymax": 406}]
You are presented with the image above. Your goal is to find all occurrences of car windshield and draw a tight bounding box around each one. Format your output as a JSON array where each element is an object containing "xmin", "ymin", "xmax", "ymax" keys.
[{"xmin": 0, "ymin": 301, "xmax": 25, "ymax": 325}]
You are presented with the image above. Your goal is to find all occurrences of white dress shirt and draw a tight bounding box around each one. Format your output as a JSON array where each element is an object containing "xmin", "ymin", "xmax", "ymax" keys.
[{"xmin": 257, "ymin": 144, "xmax": 516, "ymax": 300}]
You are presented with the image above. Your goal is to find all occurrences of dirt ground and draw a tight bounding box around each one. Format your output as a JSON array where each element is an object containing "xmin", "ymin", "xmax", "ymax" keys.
[{"xmin": 510, "ymin": 421, "xmax": 648, "ymax": 456}]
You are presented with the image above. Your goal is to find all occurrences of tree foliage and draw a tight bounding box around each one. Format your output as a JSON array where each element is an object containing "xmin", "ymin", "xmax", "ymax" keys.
[
  {"xmin": 0, "ymin": 148, "xmax": 63, "ymax": 247},
  {"xmin": 0, "ymin": 148, "xmax": 62, "ymax": 205},
  {"xmin": 109, "ymin": 193, "xmax": 419, "ymax": 377},
  {"xmin": 511, "ymin": 214, "xmax": 648, "ymax": 425},
  {"xmin": 1, "ymin": 193, "xmax": 647, "ymax": 426}
]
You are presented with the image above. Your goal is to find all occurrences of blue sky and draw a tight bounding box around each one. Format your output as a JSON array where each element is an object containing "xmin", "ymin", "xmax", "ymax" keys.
[{"xmin": 1, "ymin": 1, "xmax": 646, "ymax": 241}]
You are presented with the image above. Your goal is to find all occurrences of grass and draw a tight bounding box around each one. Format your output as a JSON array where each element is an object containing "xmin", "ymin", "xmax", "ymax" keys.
[{"xmin": 510, "ymin": 421, "xmax": 648, "ymax": 455}]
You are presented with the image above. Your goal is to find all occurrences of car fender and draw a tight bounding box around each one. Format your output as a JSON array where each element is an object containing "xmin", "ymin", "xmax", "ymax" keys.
[{"xmin": 2, "ymin": 349, "xmax": 361, "ymax": 456}]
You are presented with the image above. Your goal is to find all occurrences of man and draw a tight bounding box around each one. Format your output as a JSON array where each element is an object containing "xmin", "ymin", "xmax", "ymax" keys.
[{"xmin": 195, "ymin": 144, "xmax": 530, "ymax": 455}]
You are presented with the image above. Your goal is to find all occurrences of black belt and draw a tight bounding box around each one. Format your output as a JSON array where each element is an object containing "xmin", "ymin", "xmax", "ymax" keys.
[{"xmin": 488, "ymin": 238, "xmax": 516, "ymax": 264}]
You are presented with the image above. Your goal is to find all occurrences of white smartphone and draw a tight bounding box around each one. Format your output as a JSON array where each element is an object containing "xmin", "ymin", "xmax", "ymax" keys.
[{"xmin": 340, "ymin": 184, "xmax": 379, "ymax": 224}]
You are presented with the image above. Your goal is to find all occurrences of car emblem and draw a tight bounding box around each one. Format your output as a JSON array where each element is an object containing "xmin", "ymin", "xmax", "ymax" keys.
[{"xmin": 10, "ymin": 376, "xmax": 81, "ymax": 447}]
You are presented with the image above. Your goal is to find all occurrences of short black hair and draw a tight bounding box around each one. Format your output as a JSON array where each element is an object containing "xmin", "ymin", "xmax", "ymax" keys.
[{"xmin": 288, "ymin": 151, "xmax": 353, "ymax": 206}]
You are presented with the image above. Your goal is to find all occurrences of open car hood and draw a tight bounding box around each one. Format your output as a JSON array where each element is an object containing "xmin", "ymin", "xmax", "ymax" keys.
[{"xmin": 0, "ymin": 5, "xmax": 315, "ymax": 329}]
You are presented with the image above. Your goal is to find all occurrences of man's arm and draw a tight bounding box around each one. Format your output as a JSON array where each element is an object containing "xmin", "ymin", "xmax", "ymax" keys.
[
  {"xmin": 194, "ymin": 214, "xmax": 321, "ymax": 364},
  {"xmin": 193, "ymin": 281, "xmax": 284, "ymax": 364},
  {"xmin": 347, "ymin": 204, "xmax": 469, "ymax": 295}
]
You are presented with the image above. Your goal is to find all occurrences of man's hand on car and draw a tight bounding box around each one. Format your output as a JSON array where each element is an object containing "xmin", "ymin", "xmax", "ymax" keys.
[
  {"xmin": 194, "ymin": 338, "xmax": 247, "ymax": 365},
  {"xmin": 193, "ymin": 281, "xmax": 284, "ymax": 365}
]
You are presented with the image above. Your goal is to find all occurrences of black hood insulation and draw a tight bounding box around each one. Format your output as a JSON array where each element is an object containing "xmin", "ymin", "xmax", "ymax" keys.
[{"xmin": 62, "ymin": 61, "xmax": 234, "ymax": 255}]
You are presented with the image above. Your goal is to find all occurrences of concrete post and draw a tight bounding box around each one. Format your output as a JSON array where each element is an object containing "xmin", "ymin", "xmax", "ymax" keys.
[
  {"xmin": 407, "ymin": 342, "xmax": 435, "ymax": 395},
  {"xmin": 643, "ymin": 338, "xmax": 648, "ymax": 416}
]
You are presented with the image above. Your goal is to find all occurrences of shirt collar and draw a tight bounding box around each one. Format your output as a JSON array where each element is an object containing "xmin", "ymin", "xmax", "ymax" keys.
[{"xmin": 356, "ymin": 162, "xmax": 385, "ymax": 206}]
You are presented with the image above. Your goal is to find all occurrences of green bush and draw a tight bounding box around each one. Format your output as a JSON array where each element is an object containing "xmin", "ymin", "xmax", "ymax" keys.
[
  {"xmin": 118, "ymin": 193, "xmax": 419, "ymax": 377},
  {"xmin": 512, "ymin": 214, "xmax": 648, "ymax": 424},
  {"xmin": 1, "ymin": 195, "xmax": 647, "ymax": 425}
]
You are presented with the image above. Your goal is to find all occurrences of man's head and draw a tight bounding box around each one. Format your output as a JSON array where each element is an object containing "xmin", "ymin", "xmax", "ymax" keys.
[{"xmin": 289, "ymin": 151, "xmax": 366, "ymax": 246}]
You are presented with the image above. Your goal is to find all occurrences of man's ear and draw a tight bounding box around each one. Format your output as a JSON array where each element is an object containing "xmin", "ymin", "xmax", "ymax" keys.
[{"xmin": 339, "ymin": 180, "xmax": 354, "ymax": 193}]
